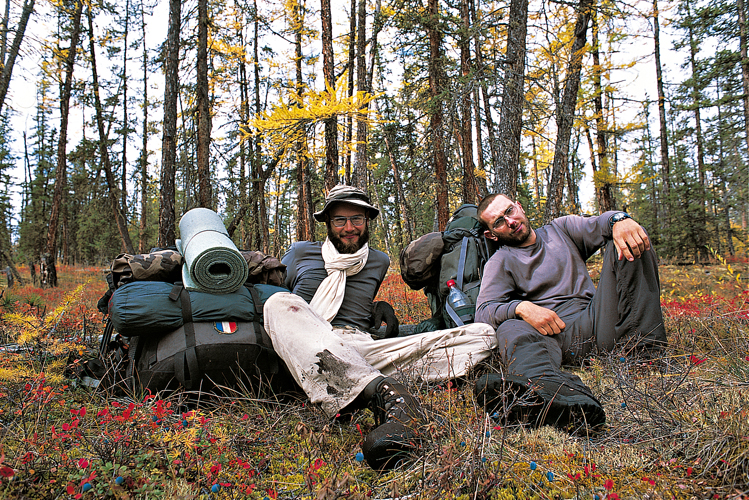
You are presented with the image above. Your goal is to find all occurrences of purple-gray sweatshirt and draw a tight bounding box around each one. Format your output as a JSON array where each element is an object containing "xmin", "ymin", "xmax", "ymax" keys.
[{"xmin": 475, "ymin": 212, "xmax": 618, "ymax": 329}]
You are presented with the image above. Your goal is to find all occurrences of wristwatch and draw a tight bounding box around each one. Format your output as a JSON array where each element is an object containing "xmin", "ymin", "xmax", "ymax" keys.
[{"xmin": 609, "ymin": 212, "xmax": 632, "ymax": 229}]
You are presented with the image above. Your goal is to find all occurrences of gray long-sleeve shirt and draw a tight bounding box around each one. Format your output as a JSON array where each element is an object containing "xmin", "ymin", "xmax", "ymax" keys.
[
  {"xmin": 282, "ymin": 241, "xmax": 390, "ymax": 330},
  {"xmin": 475, "ymin": 212, "xmax": 618, "ymax": 329}
]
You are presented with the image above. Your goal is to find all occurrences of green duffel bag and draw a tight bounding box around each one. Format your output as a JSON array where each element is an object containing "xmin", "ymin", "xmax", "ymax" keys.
[
  {"xmin": 108, "ymin": 281, "xmax": 287, "ymax": 337},
  {"xmin": 125, "ymin": 282, "xmax": 292, "ymax": 393}
]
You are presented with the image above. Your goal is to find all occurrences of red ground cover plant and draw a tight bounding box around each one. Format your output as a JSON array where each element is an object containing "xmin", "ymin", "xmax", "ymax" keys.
[{"xmin": 0, "ymin": 264, "xmax": 746, "ymax": 498}]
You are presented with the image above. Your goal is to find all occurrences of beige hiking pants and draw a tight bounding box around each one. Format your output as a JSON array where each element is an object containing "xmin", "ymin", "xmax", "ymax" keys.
[{"xmin": 264, "ymin": 292, "xmax": 497, "ymax": 417}]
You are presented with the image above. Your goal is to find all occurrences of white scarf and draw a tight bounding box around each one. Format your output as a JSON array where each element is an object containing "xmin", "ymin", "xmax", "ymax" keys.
[{"xmin": 309, "ymin": 238, "xmax": 369, "ymax": 322}]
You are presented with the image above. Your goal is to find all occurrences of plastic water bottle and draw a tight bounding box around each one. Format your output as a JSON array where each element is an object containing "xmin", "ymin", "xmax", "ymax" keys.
[
  {"xmin": 446, "ymin": 279, "xmax": 472, "ymax": 309},
  {"xmin": 446, "ymin": 279, "xmax": 474, "ymax": 324}
]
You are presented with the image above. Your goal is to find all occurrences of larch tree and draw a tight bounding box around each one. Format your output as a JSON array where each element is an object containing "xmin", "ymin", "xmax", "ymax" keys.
[
  {"xmin": 0, "ymin": 0, "xmax": 35, "ymax": 117},
  {"xmin": 427, "ymin": 0, "xmax": 449, "ymax": 230},
  {"xmin": 86, "ymin": 4, "xmax": 135, "ymax": 254},
  {"xmin": 158, "ymin": 0, "xmax": 181, "ymax": 248},
  {"xmin": 196, "ymin": 0, "xmax": 212, "ymax": 208},
  {"xmin": 495, "ymin": 0, "xmax": 529, "ymax": 199},
  {"xmin": 321, "ymin": 0, "xmax": 338, "ymax": 191},
  {"xmin": 544, "ymin": 0, "xmax": 594, "ymax": 223},
  {"xmin": 653, "ymin": 0, "xmax": 671, "ymax": 223},
  {"xmin": 45, "ymin": 0, "xmax": 84, "ymax": 284}
]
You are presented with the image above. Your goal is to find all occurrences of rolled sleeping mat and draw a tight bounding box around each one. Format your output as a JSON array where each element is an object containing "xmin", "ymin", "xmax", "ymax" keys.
[{"xmin": 176, "ymin": 208, "xmax": 249, "ymax": 294}]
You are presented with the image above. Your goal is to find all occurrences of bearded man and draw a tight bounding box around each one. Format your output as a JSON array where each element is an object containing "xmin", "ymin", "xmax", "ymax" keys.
[
  {"xmin": 474, "ymin": 193, "xmax": 667, "ymax": 432},
  {"xmin": 263, "ymin": 185, "xmax": 497, "ymax": 470}
]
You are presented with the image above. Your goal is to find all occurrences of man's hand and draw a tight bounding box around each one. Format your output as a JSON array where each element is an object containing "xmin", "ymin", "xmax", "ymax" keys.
[
  {"xmin": 372, "ymin": 301, "xmax": 399, "ymax": 338},
  {"xmin": 612, "ymin": 218, "xmax": 650, "ymax": 261},
  {"xmin": 515, "ymin": 301, "xmax": 565, "ymax": 335}
]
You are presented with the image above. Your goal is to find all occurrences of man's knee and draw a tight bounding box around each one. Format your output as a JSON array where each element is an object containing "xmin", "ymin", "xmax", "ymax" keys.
[{"xmin": 495, "ymin": 320, "xmax": 563, "ymax": 374}]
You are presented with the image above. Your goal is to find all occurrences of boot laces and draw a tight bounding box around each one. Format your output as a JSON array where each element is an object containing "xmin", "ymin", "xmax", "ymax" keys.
[{"xmin": 370, "ymin": 381, "xmax": 409, "ymax": 427}]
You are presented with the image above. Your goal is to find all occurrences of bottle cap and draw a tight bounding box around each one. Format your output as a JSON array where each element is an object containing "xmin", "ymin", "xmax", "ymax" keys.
[{"xmin": 446, "ymin": 279, "xmax": 456, "ymax": 287}]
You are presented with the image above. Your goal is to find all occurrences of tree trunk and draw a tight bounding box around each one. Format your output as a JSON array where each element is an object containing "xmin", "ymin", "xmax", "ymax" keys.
[
  {"xmin": 345, "ymin": 0, "xmax": 356, "ymax": 184},
  {"xmin": 685, "ymin": 0, "xmax": 706, "ymax": 218},
  {"xmin": 253, "ymin": 0, "xmax": 270, "ymax": 252},
  {"xmin": 196, "ymin": 0, "xmax": 212, "ymax": 208},
  {"xmin": 737, "ymin": 0, "xmax": 749, "ymax": 154},
  {"xmin": 653, "ymin": 0, "xmax": 671, "ymax": 221},
  {"xmin": 544, "ymin": 0, "xmax": 593, "ymax": 223},
  {"xmin": 87, "ymin": 5, "xmax": 135, "ymax": 254},
  {"xmin": 139, "ymin": 0, "xmax": 149, "ymax": 253},
  {"xmin": 384, "ymin": 129, "xmax": 413, "ymax": 242},
  {"xmin": 353, "ymin": 0, "xmax": 367, "ymax": 189},
  {"xmin": 121, "ymin": 0, "xmax": 129, "ymax": 209},
  {"xmin": 45, "ymin": 0, "xmax": 82, "ymax": 271},
  {"xmin": 531, "ymin": 134, "xmax": 540, "ymax": 203},
  {"xmin": 459, "ymin": 0, "xmax": 476, "ymax": 204},
  {"xmin": 294, "ymin": 0, "xmax": 312, "ymax": 241},
  {"xmin": 0, "ymin": 0, "xmax": 9, "ymax": 63},
  {"xmin": 427, "ymin": 0, "xmax": 448, "ymax": 230},
  {"xmin": 591, "ymin": 12, "xmax": 614, "ymax": 212},
  {"xmin": 158, "ymin": 0, "xmax": 180, "ymax": 248},
  {"xmin": 495, "ymin": 0, "xmax": 528, "ymax": 198},
  {"xmin": 469, "ymin": 0, "xmax": 499, "ymax": 178},
  {"xmin": 321, "ymin": 0, "xmax": 338, "ymax": 191},
  {"xmin": 0, "ymin": 0, "xmax": 35, "ymax": 117}
]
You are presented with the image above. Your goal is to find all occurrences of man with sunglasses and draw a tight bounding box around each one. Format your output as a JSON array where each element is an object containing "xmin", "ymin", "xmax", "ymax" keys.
[
  {"xmin": 263, "ymin": 185, "xmax": 497, "ymax": 470},
  {"xmin": 473, "ymin": 193, "xmax": 667, "ymax": 432}
]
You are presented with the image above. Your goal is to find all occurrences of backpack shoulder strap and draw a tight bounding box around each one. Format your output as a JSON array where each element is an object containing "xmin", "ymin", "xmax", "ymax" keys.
[
  {"xmin": 445, "ymin": 301, "xmax": 465, "ymax": 326},
  {"xmin": 456, "ymin": 236, "xmax": 469, "ymax": 290}
]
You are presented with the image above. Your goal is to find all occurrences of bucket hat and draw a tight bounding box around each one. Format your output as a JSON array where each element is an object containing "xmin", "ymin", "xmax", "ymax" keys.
[{"xmin": 314, "ymin": 185, "xmax": 380, "ymax": 221}]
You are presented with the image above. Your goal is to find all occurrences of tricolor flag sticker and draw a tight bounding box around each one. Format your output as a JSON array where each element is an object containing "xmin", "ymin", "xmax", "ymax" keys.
[{"xmin": 214, "ymin": 321, "xmax": 238, "ymax": 334}]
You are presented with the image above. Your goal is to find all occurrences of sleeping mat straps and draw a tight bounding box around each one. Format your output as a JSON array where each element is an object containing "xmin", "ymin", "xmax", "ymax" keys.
[{"xmin": 169, "ymin": 283, "xmax": 199, "ymax": 390}]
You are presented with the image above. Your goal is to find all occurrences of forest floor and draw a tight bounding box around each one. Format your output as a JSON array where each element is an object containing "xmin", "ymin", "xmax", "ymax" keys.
[{"xmin": 0, "ymin": 259, "xmax": 748, "ymax": 499}]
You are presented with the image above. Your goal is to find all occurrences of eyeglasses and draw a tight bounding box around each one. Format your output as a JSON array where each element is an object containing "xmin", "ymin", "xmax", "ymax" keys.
[
  {"xmin": 492, "ymin": 203, "xmax": 518, "ymax": 230},
  {"xmin": 331, "ymin": 215, "xmax": 367, "ymax": 228}
]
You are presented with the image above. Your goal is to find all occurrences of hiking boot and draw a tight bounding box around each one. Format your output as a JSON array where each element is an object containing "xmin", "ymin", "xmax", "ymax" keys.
[
  {"xmin": 475, "ymin": 373, "xmax": 605, "ymax": 432},
  {"xmin": 361, "ymin": 377, "xmax": 426, "ymax": 470}
]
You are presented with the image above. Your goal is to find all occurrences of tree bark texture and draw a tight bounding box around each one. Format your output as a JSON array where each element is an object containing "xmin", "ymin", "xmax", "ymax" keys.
[
  {"xmin": 87, "ymin": 5, "xmax": 135, "ymax": 254},
  {"xmin": 321, "ymin": 0, "xmax": 338, "ymax": 191},
  {"xmin": 45, "ymin": 0, "xmax": 83, "ymax": 266},
  {"xmin": 737, "ymin": 0, "xmax": 749, "ymax": 154},
  {"xmin": 353, "ymin": 0, "xmax": 367, "ymax": 189},
  {"xmin": 495, "ymin": 0, "xmax": 528, "ymax": 199},
  {"xmin": 344, "ymin": 0, "xmax": 356, "ymax": 184},
  {"xmin": 427, "ymin": 0, "xmax": 448, "ymax": 230},
  {"xmin": 294, "ymin": 1, "xmax": 313, "ymax": 242},
  {"xmin": 197, "ymin": 0, "xmax": 212, "ymax": 208},
  {"xmin": 0, "ymin": 0, "xmax": 35, "ymax": 117},
  {"xmin": 158, "ymin": 0, "xmax": 180, "ymax": 248},
  {"xmin": 653, "ymin": 0, "xmax": 671, "ymax": 220},
  {"xmin": 121, "ymin": 0, "xmax": 130, "ymax": 209},
  {"xmin": 139, "ymin": 0, "xmax": 149, "ymax": 253},
  {"xmin": 591, "ymin": 12, "xmax": 614, "ymax": 212},
  {"xmin": 459, "ymin": 0, "xmax": 476, "ymax": 204},
  {"xmin": 544, "ymin": 0, "xmax": 593, "ymax": 223}
]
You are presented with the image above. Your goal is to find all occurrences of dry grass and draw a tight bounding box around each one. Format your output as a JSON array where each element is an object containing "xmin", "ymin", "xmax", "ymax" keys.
[{"xmin": 0, "ymin": 263, "xmax": 747, "ymax": 498}]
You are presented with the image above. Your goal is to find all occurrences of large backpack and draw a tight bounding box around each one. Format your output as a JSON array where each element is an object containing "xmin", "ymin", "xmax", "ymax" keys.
[
  {"xmin": 88, "ymin": 248, "xmax": 291, "ymax": 395},
  {"xmin": 127, "ymin": 282, "xmax": 286, "ymax": 393},
  {"xmin": 400, "ymin": 204, "xmax": 496, "ymax": 333}
]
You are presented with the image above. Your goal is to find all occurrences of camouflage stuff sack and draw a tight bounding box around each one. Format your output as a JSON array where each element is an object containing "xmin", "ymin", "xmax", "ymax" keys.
[
  {"xmin": 98, "ymin": 249, "xmax": 184, "ymax": 315},
  {"xmin": 111, "ymin": 250, "xmax": 184, "ymax": 289},
  {"xmin": 240, "ymin": 251, "xmax": 287, "ymax": 288}
]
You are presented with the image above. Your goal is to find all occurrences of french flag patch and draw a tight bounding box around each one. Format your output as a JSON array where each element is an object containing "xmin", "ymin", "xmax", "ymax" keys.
[{"xmin": 214, "ymin": 321, "xmax": 238, "ymax": 334}]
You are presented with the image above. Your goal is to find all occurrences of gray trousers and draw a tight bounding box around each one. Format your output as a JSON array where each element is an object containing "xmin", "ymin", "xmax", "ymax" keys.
[{"xmin": 496, "ymin": 240, "xmax": 667, "ymax": 379}]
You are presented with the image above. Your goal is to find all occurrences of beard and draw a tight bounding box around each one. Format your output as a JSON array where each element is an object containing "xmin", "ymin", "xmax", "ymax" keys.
[
  {"xmin": 494, "ymin": 218, "xmax": 532, "ymax": 247},
  {"xmin": 327, "ymin": 223, "xmax": 370, "ymax": 254}
]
